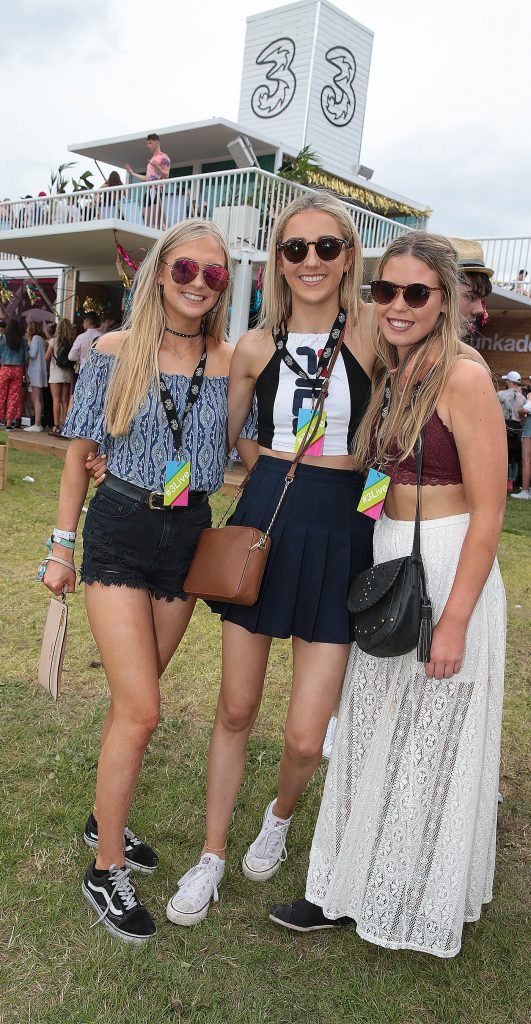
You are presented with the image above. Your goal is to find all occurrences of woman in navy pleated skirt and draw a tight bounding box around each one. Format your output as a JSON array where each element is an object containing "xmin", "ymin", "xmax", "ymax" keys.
[{"xmin": 166, "ymin": 192, "xmax": 378, "ymax": 928}]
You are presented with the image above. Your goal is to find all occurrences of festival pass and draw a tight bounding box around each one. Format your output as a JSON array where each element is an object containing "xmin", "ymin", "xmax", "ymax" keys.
[
  {"xmin": 164, "ymin": 460, "xmax": 191, "ymax": 507},
  {"xmin": 295, "ymin": 408, "xmax": 326, "ymax": 457},
  {"xmin": 357, "ymin": 468, "xmax": 391, "ymax": 520}
]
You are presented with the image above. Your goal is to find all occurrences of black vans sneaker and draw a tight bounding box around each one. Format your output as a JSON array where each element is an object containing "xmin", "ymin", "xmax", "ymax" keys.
[
  {"xmin": 83, "ymin": 813, "xmax": 159, "ymax": 874},
  {"xmin": 82, "ymin": 861, "xmax": 157, "ymax": 944}
]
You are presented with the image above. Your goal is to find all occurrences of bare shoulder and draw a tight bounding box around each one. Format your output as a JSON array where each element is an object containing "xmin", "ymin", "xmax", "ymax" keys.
[
  {"xmin": 95, "ymin": 330, "xmax": 127, "ymax": 356},
  {"xmin": 457, "ymin": 339, "xmax": 489, "ymax": 369},
  {"xmin": 235, "ymin": 328, "xmax": 270, "ymax": 353},
  {"xmin": 216, "ymin": 340, "xmax": 235, "ymax": 373},
  {"xmin": 445, "ymin": 357, "xmax": 494, "ymax": 400}
]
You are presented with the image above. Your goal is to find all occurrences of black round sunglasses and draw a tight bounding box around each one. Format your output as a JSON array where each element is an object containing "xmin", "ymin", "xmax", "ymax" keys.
[{"xmin": 277, "ymin": 236, "xmax": 351, "ymax": 264}]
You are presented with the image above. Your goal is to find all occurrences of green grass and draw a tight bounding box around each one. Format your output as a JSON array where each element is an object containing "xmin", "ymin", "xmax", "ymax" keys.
[{"xmin": 1, "ymin": 448, "xmax": 530, "ymax": 1024}]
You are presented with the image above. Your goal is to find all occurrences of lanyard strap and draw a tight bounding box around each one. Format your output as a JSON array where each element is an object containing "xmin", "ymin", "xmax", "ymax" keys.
[
  {"xmin": 378, "ymin": 371, "xmax": 425, "ymax": 549},
  {"xmin": 272, "ymin": 307, "xmax": 346, "ymax": 393},
  {"xmin": 158, "ymin": 327, "xmax": 207, "ymax": 455}
]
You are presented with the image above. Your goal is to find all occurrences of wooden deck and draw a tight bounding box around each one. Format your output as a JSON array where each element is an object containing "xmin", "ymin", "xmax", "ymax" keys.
[{"xmin": 7, "ymin": 430, "xmax": 246, "ymax": 495}]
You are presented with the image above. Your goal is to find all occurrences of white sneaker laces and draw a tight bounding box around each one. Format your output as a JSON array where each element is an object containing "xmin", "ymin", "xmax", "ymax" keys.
[
  {"xmin": 177, "ymin": 857, "xmax": 221, "ymax": 904},
  {"xmin": 249, "ymin": 821, "xmax": 289, "ymax": 863},
  {"xmin": 124, "ymin": 827, "xmax": 141, "ymax": 848},
  {"xmin": 91, "ymin": 865, "xmax": 138, "ymax": 928}
]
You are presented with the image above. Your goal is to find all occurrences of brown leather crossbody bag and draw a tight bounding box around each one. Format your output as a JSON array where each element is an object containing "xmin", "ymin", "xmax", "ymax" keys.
[{"xmin": 184, "ymin": 331, "xmax": 343, "ymax": 605}]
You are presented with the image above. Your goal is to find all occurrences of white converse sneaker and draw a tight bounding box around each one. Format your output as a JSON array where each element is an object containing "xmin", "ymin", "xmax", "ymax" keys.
[
  {"xmin": 166, "ymin": 854, "xmax": 225, "ymax": 926},
  {"xmin": 511, "ymin": 489, "xmax": 530, "ymax": 499},
  {"xmin": 322, "ymin": 716, "xmax": 337, "ymax": 760},
  {"xmin": 242, "ymin": 800, "xmax": 292, "ymax": 882}
]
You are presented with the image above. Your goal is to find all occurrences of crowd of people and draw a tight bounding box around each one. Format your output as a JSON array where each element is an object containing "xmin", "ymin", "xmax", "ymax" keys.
[
  {"xmin": 38, "ymin": 194, "xmax": 514, "ymax": 960},
  {"xmin": 0, "ymin": 312, "xmax": 116, "ymax": 433}
]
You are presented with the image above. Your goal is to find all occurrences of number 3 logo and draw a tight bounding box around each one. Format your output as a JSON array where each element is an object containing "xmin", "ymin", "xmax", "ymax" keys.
[
  {"xmin": 251, "ymin": 37, "xmax": 297, "ymax": 119},
  {"xmin": 321, "ymin": 46, "xmax": 356, "ymax": 127}
]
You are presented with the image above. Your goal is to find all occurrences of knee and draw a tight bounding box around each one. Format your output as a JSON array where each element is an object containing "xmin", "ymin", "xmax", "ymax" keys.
[
  {"xmin": 283, "ymin": 728, "xmax": 323, "ymax": 766},
  {"xmin": 121, "ymin": 703, "xmax": 160, "ymax": 746},
  {"xmin": 218, "ymin": 698, "xmax": 257, "ymax": 734}
]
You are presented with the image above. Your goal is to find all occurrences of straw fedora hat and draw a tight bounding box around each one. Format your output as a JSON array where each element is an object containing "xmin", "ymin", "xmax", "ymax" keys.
[{"xmin": 449, "ymin": 237, "xmax": 494, "ymax": 278}]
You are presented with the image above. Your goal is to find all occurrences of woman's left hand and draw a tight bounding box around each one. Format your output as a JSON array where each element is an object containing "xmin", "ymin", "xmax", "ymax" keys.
[{"xmin": 425, "ymin": 618, "xmax": 466, "ymax": 680}]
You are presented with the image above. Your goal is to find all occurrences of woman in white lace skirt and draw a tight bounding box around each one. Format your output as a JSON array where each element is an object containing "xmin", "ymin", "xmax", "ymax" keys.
[{"xmin": 270, "ymin": 232, "xmax": 507, "ymax": 958}]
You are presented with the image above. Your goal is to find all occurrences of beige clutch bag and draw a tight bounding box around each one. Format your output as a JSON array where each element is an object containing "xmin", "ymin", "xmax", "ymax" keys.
[{"xmin": 38, "ymin": 597, "xmax": 68, "ymax": 700}]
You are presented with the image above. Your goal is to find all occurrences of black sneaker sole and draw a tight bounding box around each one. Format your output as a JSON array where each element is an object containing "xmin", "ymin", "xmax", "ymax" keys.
[
  {"xmin": 83, "ymin": 834, "xmax": 158, "ymax": 875},
  {"xmin": 81, "ymin": 883, "xmax": 156, "ymax": 944},
  {"xmin": 268, "ymin": 912, "xmax": 341, "ymax": 932}
]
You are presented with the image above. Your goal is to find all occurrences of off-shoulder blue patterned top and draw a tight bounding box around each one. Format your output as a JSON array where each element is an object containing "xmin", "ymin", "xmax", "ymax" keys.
[{"xmin": 62, "ymin": 350, "xmax": 257, "ymax": 493}]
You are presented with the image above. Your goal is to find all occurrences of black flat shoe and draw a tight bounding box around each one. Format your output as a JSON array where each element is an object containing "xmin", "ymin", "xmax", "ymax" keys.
[{"xmin": 269, "ymin": 897, "xmax": 351, "ymax": 932}]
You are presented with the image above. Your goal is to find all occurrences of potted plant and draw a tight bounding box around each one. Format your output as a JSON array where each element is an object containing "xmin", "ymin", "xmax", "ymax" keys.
[{"xmin": 0, "ymin": 430, "xmax": 8, "ymax": 490}]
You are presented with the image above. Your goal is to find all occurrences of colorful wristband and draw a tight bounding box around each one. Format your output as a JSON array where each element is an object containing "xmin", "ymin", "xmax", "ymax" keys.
[{"xmin": 53, "ymin": 527, "xmax": 76, "ymax": 541}]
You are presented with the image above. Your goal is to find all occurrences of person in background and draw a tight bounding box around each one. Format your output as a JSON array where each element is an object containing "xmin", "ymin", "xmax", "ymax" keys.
[
  {"xmin": 498, "ymin": 371, "xmax": 526, "ymax": 491},
  {"xmin": 511, "ymin": 392, "xmax": 531, "ymax": 500},
  {"xmin": 99, "ymin": 315, "xmax": 117, "ymax": 335},
  {"xmin": 103, "ymin": 172, "xmax": 123, "ymax": 188},
  {"xmin": 24, "ymin": 322, "xmax": 48, "ymax": 431},
  {"xmin": 0, "ymin": 318, "xmax": 27, "ymax": 429},
  {"xmin": 68, "ymin": 313, "xmax": 102, "ymax": 370},
  {"xmin": 125, "ymin": 134, "xmax": 170, "ymax": 186},
  {"xmin": 98, "ymin": 172, "xmax": 124, "ymax": 220},
  {"xmin": 450, "ymin": 238, "xmax": 493, "ymax": 333},
  {"xmin": 35, "ymin": 191, "xmax": 47, "ymax": 226},
  {"xmin": 514, "ymin": 269, "xmax": 529, "ymax": 296},
  {"xmin": 46, "ymin": 318, "xmax": 74, "ymax": 434},
  {"xmin": 125, "ymin": 133, "xmax": 170, "ymax": 229}
]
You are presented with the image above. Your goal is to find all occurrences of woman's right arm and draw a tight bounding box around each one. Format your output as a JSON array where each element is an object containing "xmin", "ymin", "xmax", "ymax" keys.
[
  {"xmin": 42, "ymin": 438, "xmax": 98, "ymax": 595},
  {"xmin": 227, "ymin": 331, "xmax": 261, "ymax": 450}
]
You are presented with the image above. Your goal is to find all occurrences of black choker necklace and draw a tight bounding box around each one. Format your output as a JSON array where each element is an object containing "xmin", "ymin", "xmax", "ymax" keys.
[{"xmin": 165, "ymin": 324, "xmax": 202, "ymax": 338}]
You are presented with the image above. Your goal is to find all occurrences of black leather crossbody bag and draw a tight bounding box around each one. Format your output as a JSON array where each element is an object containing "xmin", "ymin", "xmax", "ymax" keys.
[{"xmin": 347, "ymin": 433, "xmax": 433, "ymax": 662}]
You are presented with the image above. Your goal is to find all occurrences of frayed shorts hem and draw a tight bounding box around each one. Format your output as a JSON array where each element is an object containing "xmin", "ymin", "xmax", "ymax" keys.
[{"xmin": 80, "ymin": 572, "xmax": 189, "ymax": 603}]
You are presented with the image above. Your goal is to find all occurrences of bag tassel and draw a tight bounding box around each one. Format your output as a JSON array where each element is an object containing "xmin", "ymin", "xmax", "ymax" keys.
[{"xmin": 417, "ymin": 601, "xmax": 433, "ymax": 663}]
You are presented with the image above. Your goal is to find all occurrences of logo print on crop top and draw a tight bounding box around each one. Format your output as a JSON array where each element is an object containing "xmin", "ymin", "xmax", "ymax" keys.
[{"xmin": 291, "ymin": 346, "xmax": 324, "ymax": 437}]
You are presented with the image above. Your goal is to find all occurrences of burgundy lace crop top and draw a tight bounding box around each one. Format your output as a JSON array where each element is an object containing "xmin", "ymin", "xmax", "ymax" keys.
[{"xmin": 386, "ymin": 410, "xmax": 462, "ymax": 486}]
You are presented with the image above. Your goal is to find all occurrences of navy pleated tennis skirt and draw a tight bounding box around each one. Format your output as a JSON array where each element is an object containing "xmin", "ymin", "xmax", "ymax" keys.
[{"xmin": 211, "ymin": 455, "xmax": 374, "ymax": 644}]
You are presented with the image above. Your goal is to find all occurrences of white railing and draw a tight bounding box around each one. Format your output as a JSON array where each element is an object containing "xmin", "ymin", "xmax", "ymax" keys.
[
  {"xmin": 0, "ymin": 169, "xmax": 409, "ymax": 257},
  {"xmin": 475, "ymin": 237, "xmax": 531, "ymax": 296}
]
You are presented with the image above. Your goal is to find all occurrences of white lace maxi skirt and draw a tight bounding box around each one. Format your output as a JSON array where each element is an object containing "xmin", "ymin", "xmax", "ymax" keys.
[{"xmin": 306, "ymin": 512, "xmax": 506, "ymax": 958}]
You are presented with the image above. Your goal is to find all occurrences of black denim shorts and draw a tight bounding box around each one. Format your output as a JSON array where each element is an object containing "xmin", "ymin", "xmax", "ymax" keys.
[{"xmin": 81, "ymin": 483, "xmax": 212, "ymax": 601}]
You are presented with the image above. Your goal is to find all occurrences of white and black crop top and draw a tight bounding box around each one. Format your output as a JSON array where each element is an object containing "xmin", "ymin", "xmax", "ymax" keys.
[{"xmin": 256, "ymin": 332, "xmax": 371, "ymax": 456}]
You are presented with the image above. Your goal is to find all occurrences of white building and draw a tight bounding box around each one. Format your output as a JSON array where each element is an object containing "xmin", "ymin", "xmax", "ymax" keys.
[{"xmin": 0, "ymin": 0, "xmax": 528, "ymax": 347}]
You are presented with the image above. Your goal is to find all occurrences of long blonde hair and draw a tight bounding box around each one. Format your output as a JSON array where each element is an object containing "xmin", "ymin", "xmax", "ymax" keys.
[
  {"xmin": 351, "ymin": 231, "xmax": 462, "ymax": 471},
  {"xmin": 105, "ymin": 219, "xmax": 231, "ymax": 437},
  {"xmin": 259, "ymin": 191, "xmax": 363, "ymax": 331}
]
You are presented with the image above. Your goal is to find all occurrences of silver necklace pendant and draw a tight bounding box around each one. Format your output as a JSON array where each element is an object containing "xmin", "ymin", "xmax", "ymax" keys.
[{"xmin": 160, "ymin": 337, "xmax": 204, "ymax": 361}]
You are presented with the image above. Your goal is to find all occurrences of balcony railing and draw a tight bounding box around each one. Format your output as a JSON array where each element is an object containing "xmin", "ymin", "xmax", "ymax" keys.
[
  {"xmin": 475, "ymin": 237, "xmax": 531, "ymax": 297},
  {"xmin": 0, "ymin": 168, "xmax": 409, "ymax": 259}
]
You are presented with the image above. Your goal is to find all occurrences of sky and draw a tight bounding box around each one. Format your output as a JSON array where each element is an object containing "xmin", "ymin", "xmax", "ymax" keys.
[{"xmin": 1, "ymin": 0, "xmax": 528, "ymax": 239}]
